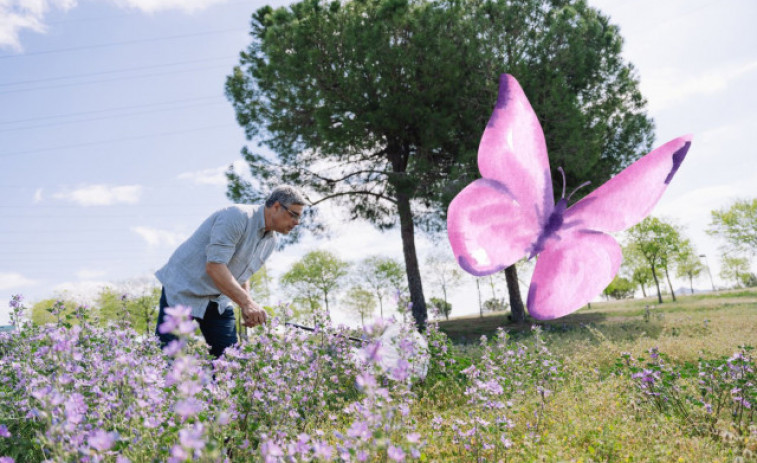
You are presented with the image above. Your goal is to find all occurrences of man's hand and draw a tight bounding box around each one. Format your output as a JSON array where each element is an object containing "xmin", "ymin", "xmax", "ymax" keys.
[{"xmin": 241, "ymin": 302, "xmax": 267, "ymax": 327}]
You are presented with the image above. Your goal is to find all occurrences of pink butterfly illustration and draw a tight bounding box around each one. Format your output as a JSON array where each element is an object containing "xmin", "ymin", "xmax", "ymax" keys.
[{"xmin": 447, "ymin": 74, "xmax": 692, "ymax": 320}]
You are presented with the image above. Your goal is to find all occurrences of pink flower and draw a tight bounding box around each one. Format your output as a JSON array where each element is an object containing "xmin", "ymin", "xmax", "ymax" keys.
[
  {"xmin": 387, "ymin": 445, "xmax": 405, "ymax": 462},
  {"xmin": 88, "ymin": 429, "xmax": 117, "ymax": 452}
]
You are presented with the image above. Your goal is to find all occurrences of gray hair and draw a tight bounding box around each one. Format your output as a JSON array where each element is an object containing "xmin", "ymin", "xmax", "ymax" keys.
[{"xmin": 265, "ymin": 185, "xmax": 308, "ymax": 208}]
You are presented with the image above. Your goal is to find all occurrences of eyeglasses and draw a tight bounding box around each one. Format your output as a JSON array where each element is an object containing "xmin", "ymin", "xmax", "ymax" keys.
[{"xmin": 280, "ymin": 203, "xmax": 302, "ymax": 221}]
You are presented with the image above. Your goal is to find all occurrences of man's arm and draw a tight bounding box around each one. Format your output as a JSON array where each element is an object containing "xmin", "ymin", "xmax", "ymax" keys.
[{"xmin": 205, "ymin": 262, "xmax": 266, "ymax": 327}]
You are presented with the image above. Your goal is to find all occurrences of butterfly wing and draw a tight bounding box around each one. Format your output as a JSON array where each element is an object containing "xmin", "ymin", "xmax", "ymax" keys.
[
  {"xmin": 447, "ymin": 74, "xmax": 554, "ymax": 275},
  {"xmin": 527, "ymin": 230, "xmax": 622, "ymax": 320},
  {"xmin": 564, "ymin": 135, "xmax": 692, "ymax": 233},
  {"xmin": 529, "ymin": 135, "xmax": 692, "ymax": 319}
]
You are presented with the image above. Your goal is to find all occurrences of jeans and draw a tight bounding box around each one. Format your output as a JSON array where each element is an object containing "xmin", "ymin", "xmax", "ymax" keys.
[{"xmin": 155, "ymin": 287, "xmax": 238, "ymax": 358}]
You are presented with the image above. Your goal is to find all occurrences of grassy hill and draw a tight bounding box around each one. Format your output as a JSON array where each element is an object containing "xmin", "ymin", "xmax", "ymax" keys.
[{"xmin": 436, "ymin": 287, "xmax": 757, "ymax": 344}]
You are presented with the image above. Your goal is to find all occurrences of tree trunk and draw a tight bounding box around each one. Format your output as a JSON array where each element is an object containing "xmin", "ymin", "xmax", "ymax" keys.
[
  {"xmin": 395, "ymin": 192, "xmax": 427, "ymax": 331},
  {"xmin": 640, "ymin": 283, "xmax": 647, "ymax": 298},
  {"xmin": 664, "ymin": 266, "xmax": 677, "ymax": 302},
  {"xmin": 505, "ymin": 265, "xmax": 526, "ymax": 322},
  {"xmin": 689, "ymin": 275, "xmax": 694, "ymax": 294},
  {"xmin": 476, "ymin": 279, "xmax": 483, "ymax": 318},
  {"xmin": 323, "ymin": 291, "xmax": 332, "ymax": 321},
  {"xmin": 651, "ymin": 265, "xmax": 663, "ymax": 304}
]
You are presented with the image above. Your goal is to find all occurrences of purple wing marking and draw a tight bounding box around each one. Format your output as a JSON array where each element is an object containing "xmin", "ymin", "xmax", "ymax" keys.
[
  {"xmin": 527, "ymin": 230, "xmax": 622, "ymax": 320},
  {"xmin": 448, "ymin": 178, "xmax": 541, "ymax": 276},
  {"xmin": 564, "ymin": 135, "xmax": 693, "ymax": 233},
  {"xmin": 478, "ymin": 74, "xmax": 554, "ymax": 221}
]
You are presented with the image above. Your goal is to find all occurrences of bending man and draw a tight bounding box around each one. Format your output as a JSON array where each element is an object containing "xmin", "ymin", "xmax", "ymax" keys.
[{"xmin": 154, "ymin": 185, "xmax": 306, "ymax": 357}]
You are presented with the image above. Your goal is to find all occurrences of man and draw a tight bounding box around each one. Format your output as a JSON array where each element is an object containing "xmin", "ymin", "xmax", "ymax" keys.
[{"xmin": 154, "ymin": 185, "xmax": 307, "ymax": 357}]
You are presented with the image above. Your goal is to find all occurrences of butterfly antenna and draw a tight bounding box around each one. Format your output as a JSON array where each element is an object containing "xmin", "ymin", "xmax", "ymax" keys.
[
  {"xmin": 557, "ymin": 167, "xmax": 567, "ymax": 199},
  {"xmin": 567, "ymin": 181, "xmax": 592, "ymax": 202}
]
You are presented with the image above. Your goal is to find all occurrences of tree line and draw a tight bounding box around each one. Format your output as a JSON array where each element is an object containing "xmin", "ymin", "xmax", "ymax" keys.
[
  {"xmin": 605, "ymin": 198, "xmax": 757, "ymax": 302},
  {"xmin": 24, "ymin": 197, "xmax": 756, "ymax": 330}
]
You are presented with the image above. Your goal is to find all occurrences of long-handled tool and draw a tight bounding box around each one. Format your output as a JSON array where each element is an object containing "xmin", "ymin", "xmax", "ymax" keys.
[{"xmin": 284, "ymin": 322, "xmax": 365, "ymax": 343}]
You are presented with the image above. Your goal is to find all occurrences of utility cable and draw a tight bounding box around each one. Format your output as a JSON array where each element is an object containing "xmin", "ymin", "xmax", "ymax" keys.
[{"xmin": 0, "ymin": 28, "xmax": 244, "ymax": 60}]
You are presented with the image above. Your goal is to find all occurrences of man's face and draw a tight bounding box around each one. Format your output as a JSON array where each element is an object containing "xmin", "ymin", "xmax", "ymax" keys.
[{"xmin": 273, "ymin": 202, "xmax": 303, "ymax": 234}]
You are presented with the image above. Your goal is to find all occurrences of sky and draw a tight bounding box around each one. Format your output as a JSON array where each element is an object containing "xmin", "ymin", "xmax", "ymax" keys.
[{"xmin": 1, "ymin": 0, "xmax": 755, "ymax": 326}]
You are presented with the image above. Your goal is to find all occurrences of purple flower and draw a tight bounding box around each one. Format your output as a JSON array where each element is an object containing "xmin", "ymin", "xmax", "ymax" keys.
[
  {"xmin": 261, "ymin": 440, "xmax": 284, "ymax": 461},
  {"xmin": 356, "ymin": 372, "xmax": 377, "ymax": 391},
  {"xmin": 406, "ymin": 433, "xmax": 421, "ymax": 444},
  {"xmin": 64, "ymin": 393, "xmax": 87, "ymax": 426},
  {"xmin": 387, "ymin": 445, "xmax": 405, "ymax": 462},
  {"xmin": 179, "ymin": 424, "xmax": 205, "ymax": 450},
  {"xmin": 88, "ymin": 429, "xmax": 117, "ymax": 452},
  {"xmin": 0, "ymin": 425, "xmax": 9, "ymax": 438},
  {"xmin": 0, "ymin": 457, "xmax": 14, "ymax": 463},
  {"xmin": 175, "ymin": 398, "xmax": 203, "ymax": 418},
  {"xmin": 313, "ymin": 441, "xmax": 333, "ymax": 460},
  {"xmin": 347, "ymin": 421, "xmax": 370, "ymax": 439},
  {"xmin": 359, "ymin": 341, "xmax": 384, "ymax": 365}
]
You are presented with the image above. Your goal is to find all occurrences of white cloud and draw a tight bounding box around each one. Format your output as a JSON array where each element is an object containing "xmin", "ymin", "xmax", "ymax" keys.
[
  {"xmin": 75, "ymin": 268, "xmax": 106, "ymax": 280},
  {"xmin": 642, "ymin": 61, "xmax": 757, "ymax": 112},
  {"xmin": 653, "ymin": 184, "xmax": 743, "ymax": 223},
  {"xmin": 52, "ymin": 184, "xmax": 142, "ymax": 206},
  {"xmin": 131, "ymin": 226, "xmax": 187, "ymax": 247},
  {"xmin": 0, "ymin": 272, "xmax": 38, "ymax": 291},
  {"xmin": 1, "ymin": 0, "xmax": 231, "ymax": 50},
  {"xmin": 33, "ymin": 188, "xmax": 43, "ymax": 203},
  {"xmin": 111, "ymin": 0, "xmax": 230, "ymax": 14},
  {"xmin": 52, "ymin": 280, "xmax": 109, "ymax": 304},
  {"xmin": 0, "ymin": 0, "xmax": 77, "ymax": 50},
  {"xmin": 177, "ymin": 160, "xmax": 248, "ymax": 187}
]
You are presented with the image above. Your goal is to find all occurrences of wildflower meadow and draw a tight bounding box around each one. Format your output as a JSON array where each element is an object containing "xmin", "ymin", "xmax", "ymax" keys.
[{"xmin": 2, "ymin": 290, "xmax": 757, "ymax": 462}]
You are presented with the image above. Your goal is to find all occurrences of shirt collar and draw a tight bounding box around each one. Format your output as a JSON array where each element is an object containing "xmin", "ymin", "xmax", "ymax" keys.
[{"xmin": 254, "ymin": 204, "xmax": 274, "ymax": 239}]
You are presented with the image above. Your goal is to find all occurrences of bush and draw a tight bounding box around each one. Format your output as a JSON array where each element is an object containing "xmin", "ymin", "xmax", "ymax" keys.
[
  {"xmin": 429, "ymin": 297, "xmax": 452, "ymax": 319},
  {"xmin": 483, "ymin": 297, "xmax": 508, "ymax": 313}
]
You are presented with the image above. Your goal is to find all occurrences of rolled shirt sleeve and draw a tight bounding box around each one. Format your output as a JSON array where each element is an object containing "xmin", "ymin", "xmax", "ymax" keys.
[{"xmin": 206, "ymin": 207, "xmax": 248, "ymax": 264}]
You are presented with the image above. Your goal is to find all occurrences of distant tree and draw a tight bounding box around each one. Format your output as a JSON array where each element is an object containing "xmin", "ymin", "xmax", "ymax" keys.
[
  {"xmin": 424, "ymin": 251, "xmax": 464, "ymax": 307},
  {"xmin": 720, "ymin": 255, "xmax": 752, "ymax": 288},
  {"xmin": 603, "ymin": 275, "xmax": 636, "ymax": 300},
  {"xmin": 708, "ymin": 199, "xmax": 757, "ymax": 256},
  {"xmin": 30, "ymin": 297, "xmax": 82, "ymax": 326},
  {"xmin": 627, "ymin": 217, "xmax": 683, "ymax": 303},
  {"xmin": 428, "ymin": 297, "xmax": 452, "ymax": 320},
  {"xmin": 249, "ymin": 264, "xmax": 273, "ymax": 306},
  {"xmin": 355, "ymin": 256, "xmax": 405, "ymax": 318},
  {"xmin": 343, "ymin": 286, "xmax": 377, "ymax": 328},
  {"xmin": 97, "ymin": 285, "xmax": 160, "ymax": 336},
  {"xmin": 622, "ymin": 243, "xmax": 654, "ymax": 298},
  {"xmin": 675, "ymin": 239, "xmax": 704, "ymax": 295},
  {"xmin": 280, "ymin": 250, "xmax": 348, "ymax": 323}
]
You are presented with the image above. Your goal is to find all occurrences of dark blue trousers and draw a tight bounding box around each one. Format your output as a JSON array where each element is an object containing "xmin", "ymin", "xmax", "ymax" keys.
[{"xmin": 155, "ymin": 287, "xmax": 238, "ymax": 358}]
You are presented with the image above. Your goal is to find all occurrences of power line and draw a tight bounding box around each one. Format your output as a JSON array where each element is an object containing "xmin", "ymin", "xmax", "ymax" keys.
[
  {"xmin": 44, "ymin": 0, "xmax": 255, "ymax": 26},
  {"xmin": 0, "ymin": 95, "xmax": 221, "ymax": 125},
  {"xmin": 0, "ymin": 101, "xmax": 226, "ymax": 133},
  {"xmin": 0, "ymin": 63, "xmax": 231, "ymax": 96},
  {"xmin": 0, "ymin": 124, "xmax": 233, "ymax": 158},
  {"xmin": 0, "ymin": 56, "xmax": 235, "ymax": 87},
  {"xmin": 0, "ymin": 28, "xmax": 244, "ymax": 60}
]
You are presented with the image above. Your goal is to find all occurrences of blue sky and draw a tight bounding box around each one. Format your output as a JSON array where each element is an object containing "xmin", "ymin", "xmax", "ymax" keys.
[{"xmin": 1, "ymin": 0, "xmax": 756, "ymax": 325}]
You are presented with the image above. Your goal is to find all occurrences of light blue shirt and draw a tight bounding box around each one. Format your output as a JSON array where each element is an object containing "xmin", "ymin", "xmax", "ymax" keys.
[{"xmin": 155, "ymin": 204, "xmax": 278, "ymax": 319}]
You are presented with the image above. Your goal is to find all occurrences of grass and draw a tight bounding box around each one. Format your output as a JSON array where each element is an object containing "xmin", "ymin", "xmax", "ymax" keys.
[{"xmin": 426, "ymin": 288, "xmax": 757, "ymax": 461}]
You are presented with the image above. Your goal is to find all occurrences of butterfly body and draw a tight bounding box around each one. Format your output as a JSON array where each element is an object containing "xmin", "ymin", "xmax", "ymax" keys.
[{"xmin": 447, "ymin": 74, "xmax": 692, "ymax": 320}]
